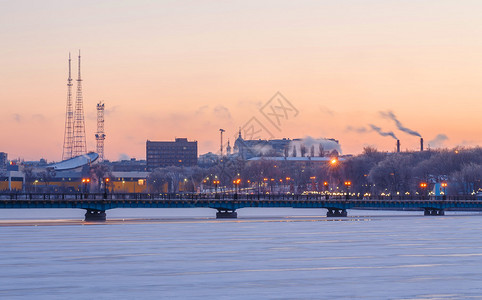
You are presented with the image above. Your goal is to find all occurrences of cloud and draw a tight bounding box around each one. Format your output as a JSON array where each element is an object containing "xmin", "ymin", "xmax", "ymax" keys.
[
  {"xmin": 319, "ymin": 106, "xmax": 335, "ymax": 116},
  {"xmin": 213, "ymin": 105, "xmax": 232, "ymax": 120},
  {"xmin": 32, "ymin": 114, "xmax": 46, "ymax": 122},
  {"xmin": 237, "ymin": 99, "xmax": 262, "ymax": 108},
  {"xmin": 104, "ymin": 105, "xmax": 119, "ymax": 116},
  {"xmin": 12, "ymin": 114, "xmax": 22, "ymax": 123},
  {"xmin": 195, "ymin": 105, "xmax": 209, "ymax": 115}
]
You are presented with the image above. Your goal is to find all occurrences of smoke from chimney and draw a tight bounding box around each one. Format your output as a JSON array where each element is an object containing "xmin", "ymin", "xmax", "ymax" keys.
[
  {"xmin": 369, "ymin": 124, "xmax": 398, "ymax": 140},
  {"xmin": 380, "ymin": 110, "xmax": 421, "ymax": 137}
]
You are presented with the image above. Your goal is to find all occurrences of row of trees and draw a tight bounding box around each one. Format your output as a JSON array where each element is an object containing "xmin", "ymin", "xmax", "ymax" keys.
[
  {"xmin": 13, "ymin": 146, "xmax": 482, "ymax": 195},
  {"xmin": 148, "ymin": 146, "xmax": 482, "ymax": 195}
]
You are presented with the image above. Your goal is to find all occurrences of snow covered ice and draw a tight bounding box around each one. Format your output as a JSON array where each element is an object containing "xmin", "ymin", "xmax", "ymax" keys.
[{"xmin": 1, "ymin": 208, "xmax": 482, "ymax": 299}]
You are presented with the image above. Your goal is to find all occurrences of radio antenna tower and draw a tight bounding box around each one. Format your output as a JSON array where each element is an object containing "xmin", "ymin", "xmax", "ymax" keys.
[
  {"xmin": 72, "ymin": 50, "xmax": 87, "ymax": 157},
  {"xmin": 62, "ymin": 53, "xmax": 74, "ymax": 160},
  {"xmin": 95, "ymin": 102, "xmax": 106, "ymax": 161}
]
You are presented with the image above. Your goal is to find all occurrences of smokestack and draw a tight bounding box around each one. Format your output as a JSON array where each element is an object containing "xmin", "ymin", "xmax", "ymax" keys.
[
  {"xmin": 420, "ymin": 138, "xmax": 424, "ymax": 152},
  {"xmin": 396, "ymin": 140, "xmax": 400, "ymax": 153}
]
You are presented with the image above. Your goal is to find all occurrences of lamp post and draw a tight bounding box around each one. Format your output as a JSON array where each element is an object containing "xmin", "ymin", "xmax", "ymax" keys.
[
  {"xmin": 103, "ymin": 178, "xmax": 110, "ymax": 199},
  {"xmin": 420, "ymin": 182, "xmax": 428, "ymax": 199},
  {"xmin": 233, "ymin": 179, "xmax": 241, "ymax": 199},
  {"xmin": 441, "ymin": 182, "xmax": 448, "ymax": 200},
  {"xmin": 213, "ymin": 180, "xmax": 219, "ymax": 194},
  {"xmin": 323, "ymin": 181, "xmax": 329, "ymax": 199},
  {"xmin": 82, "ymin": 178, "xmax": 90, "ymax": 193},
  {"xmin": 344, "ymin": 181, "xmax": 352, "ymax": 200}
]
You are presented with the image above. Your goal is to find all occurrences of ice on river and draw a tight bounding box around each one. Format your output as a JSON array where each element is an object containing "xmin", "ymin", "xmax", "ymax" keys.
[{"xmin": 1, "ymin": 208, "xmax": 482, "ymax": 299}]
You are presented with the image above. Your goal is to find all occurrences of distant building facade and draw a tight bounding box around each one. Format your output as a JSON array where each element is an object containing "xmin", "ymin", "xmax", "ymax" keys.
[
  {"xmin": 0, "ymin": 152, "xmax": 7, "ymax": 169},
  {"xmin": 146, "ymin": 138, "xmax": 197, "ymax": 170},
  {"xmin": 104, "ymin": 158, "xmax": 147, "ymax": 172}
]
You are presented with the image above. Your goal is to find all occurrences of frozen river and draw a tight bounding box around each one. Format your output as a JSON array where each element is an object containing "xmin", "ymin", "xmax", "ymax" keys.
[{"xmin": 1, "ymin": 208, "xmax": 482, "ymax": 299}]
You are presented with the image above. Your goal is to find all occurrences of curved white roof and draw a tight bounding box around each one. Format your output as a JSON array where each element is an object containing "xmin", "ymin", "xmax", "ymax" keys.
[{"xmin": 48, "ymin": 152, "xmax": 99, "ymax": 171}]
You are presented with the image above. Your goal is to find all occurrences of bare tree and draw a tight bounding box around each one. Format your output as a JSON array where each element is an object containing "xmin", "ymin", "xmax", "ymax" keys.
[
  {"xmin": 147, "ymin": 168, "xmax": 169, "ymax": 193},
  {"xmin": 89, "ymin": 164, "xmax": 112, "ymax": 192}
]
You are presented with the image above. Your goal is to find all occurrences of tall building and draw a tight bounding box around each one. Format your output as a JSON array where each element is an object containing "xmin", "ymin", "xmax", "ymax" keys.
[
  {"xmin": 0, "ymin": 152, "xmax": 7, "ymax": 169},
  {"xmin": 146, "ymin": 138, "xmax": 197, "ymax": 170}
]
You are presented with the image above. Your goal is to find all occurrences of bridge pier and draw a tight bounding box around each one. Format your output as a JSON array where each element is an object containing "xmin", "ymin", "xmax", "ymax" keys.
[
  {"xmin": 216, "ymin": 209, "xmax": 237, "ymax": 219},
  {"xmin": 84, "ymin": 209, "xmax": 107, "ymax": 222},
  {"xmin": 424, "ymin": 208, "xmax": 445, "ymax": 216},
  {"xmin": 326, "ymin": 208, "xmax": 347, "ymax": 218}
]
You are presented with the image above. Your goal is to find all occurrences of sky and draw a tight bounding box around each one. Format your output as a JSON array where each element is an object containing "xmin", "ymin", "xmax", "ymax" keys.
[{"xmin": 1, "ymin": 0, "xmax": 482, "ymax": 162}]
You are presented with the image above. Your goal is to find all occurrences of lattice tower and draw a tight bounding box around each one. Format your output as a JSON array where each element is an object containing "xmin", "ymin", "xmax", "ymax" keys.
[
  {"xmin": 95, "ymin": 102, "xmax": 106, "ymax": 161},
  {"xmin": 62, "ymin": 53, "xmax": 74, "ymax": 160},
  {"xmin": 72, "ymin": 51, "xmax": 87, "ymax": 157}
]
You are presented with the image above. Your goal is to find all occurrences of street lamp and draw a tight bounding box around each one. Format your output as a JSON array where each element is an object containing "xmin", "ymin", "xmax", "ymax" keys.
[
  {"xmin": 233, "ymin": 179, "xmax": 241, "ymax": 198},
  {"xmin": 213, "ymin": 180, "xmax": 220, "ymax": 194},
  {"xmin": 103, "ymin": 178, "xmax": 110, "ymax": 199},
  {"xmin": 441, "ymin": 182, "xmax": 448, "ymax": 199},
  {"xmin": 82, "ymin": 178, "xmax": 90, "ymax": 193},
  {"xmin": 420, "ymin": 182, "xmax": 428, "ymax": 199},
  {"xmin": 344, "ymin": 181, "xmax": 352, "ymax": 200}
]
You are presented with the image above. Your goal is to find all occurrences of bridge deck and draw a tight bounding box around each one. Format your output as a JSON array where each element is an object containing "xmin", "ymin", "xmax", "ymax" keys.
[{"xmin": 1, "ymin": 193, "xmax": 481, "ymax": 212}]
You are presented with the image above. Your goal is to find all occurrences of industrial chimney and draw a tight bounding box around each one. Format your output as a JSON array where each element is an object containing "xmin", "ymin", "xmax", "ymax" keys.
[
  {"xmin": 420, "ymin": 138, "xmax": 424, "ymax": 152},
  {"xmin": 396, "ymin": 140, "xmax": 401, "ymax": 153}
]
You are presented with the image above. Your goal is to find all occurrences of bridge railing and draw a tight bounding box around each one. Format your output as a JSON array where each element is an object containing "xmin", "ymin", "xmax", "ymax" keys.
[{"xmin": 0, "ymin": 192, "xmax": 479, "ymax": 201}]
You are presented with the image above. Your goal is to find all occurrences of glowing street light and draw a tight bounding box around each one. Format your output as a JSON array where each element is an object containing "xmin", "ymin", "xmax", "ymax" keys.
[
  {"xmin": 103, "ymin": 178, "xmax": 110, "ymax": 199},
  {"xmin": 441, "ymin": 182, "xmax": 448, "ymax": 199},
  {"xmin": 344, "ymin": 181, "xmax": 352, "ymax": 200},
  {"xmin": 213, "ymin": 180, "xmax": 220, "ymax": 193},
  {"xmin": 82, "ymin": 178, "xmax": 90, "ymax": 193},
  {"xmin": 233, "ymin": 179, "xmax": 241, "ymax": 197},
  {"xmin": 420, "ymin": 182, "xmax": 428, "ymax": 198}
]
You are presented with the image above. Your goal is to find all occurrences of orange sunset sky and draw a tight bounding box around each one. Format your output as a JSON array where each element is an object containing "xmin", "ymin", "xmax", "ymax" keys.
[{"xmin": 1, "ymin": 1, "xmax": 481, "ymax": 162}]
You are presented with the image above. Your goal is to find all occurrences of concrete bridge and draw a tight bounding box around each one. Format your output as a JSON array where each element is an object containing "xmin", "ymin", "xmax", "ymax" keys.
[{"xmin": 0, "ymin": 193, "xmax": 481, "ymax": 221}]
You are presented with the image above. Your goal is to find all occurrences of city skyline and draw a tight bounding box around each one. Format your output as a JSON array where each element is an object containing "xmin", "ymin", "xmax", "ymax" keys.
[{"xmin": 1, "ymin": 1, "xmax": 482, "ymax": 162}]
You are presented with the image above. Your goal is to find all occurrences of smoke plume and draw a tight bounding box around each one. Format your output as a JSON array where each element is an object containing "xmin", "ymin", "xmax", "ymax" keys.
[
  {"xmin": 345, "ymin": 125, "xmax": 368, "ymax": 133},
  {"xmin": 289, "ymin": 136, "xmax": 342, "ymax": 157},
  {"xmin": 251, "ymin": 144, "xmax": 273, "ymax": 155},
  {"xmin": 428, "ymin": 134, "xmax": 449, "ymax": 148},
  {"xmin": 380, "ymin": 110, "xmax": 421, "ymax": 137},
  {"xmin": 369, "ymin": 124, "xmax": 398, "ymax": 140}
]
